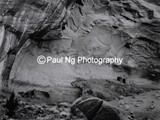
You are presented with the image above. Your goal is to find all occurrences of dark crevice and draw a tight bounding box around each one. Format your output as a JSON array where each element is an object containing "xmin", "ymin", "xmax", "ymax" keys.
[{"xmin": 76, "ymin": 0, "xmax": 84, "ymax": 6}]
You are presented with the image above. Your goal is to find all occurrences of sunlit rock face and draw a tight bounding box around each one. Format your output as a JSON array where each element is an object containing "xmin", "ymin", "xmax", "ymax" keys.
[{"xmin": 0, "ymin": 0, "xmax": 160, "ymax": 102}]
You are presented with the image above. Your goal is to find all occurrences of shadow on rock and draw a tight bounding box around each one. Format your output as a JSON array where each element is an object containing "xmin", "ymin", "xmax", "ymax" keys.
[{"xmin": 76, "ymin": 98, "xmax": 121, "ymax": 120}]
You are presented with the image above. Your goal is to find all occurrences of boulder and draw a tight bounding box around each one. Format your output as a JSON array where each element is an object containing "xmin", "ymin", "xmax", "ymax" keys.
[{"xmin": 77, "ymin": 98, "xmax": 121, "ymax": 120}]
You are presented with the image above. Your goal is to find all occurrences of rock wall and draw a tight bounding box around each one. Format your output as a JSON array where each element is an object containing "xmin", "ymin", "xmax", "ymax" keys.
[{"xmin": 0, "ymin": 0, "xmax": 160, "ymax": 102}]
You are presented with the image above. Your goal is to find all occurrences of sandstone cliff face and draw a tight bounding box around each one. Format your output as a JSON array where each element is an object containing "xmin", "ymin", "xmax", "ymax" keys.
[
  {"xmin": 0, "ymin": 0, "xmax": 77, "ymax": 101},
  {"xmin": 0, "ymin": 0, "xmax": 69, "ymax": 58},
  {"xmin": 65, "ymin": 0, "xmax": 160, "ymax": 78},
  {"xmin": 0, "ymin": 0, "xmax": 160, "ymax": 102}
]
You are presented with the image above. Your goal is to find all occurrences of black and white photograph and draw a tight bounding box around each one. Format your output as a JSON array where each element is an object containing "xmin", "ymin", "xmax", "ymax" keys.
[{"xmin": 0, "ymin": 0, "xmax": 160, "ymax": 120}]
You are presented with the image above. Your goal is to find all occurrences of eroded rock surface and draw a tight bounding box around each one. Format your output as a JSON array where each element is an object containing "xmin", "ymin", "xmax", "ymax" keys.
[
  {"xmin": 0, "ymin": 0, "xmax": 160, "ymax": 120},
  {"xmin": 71, "ymin": 78, "xmax": 160, "ymax": 120},
  {"xmin": 0, "ymin": 0, "xmax": 160, "ymax": 104},
  {"xmin": 4, "ymin": 0, "xmax": 159, "ymax": 88},
  {"xmin": 74, "ymin": 92, "xmax": 160, "ymax": 120},
  {"xmin": 71, "ymin": 78, "xmax": 160, "ymax": 101}
]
